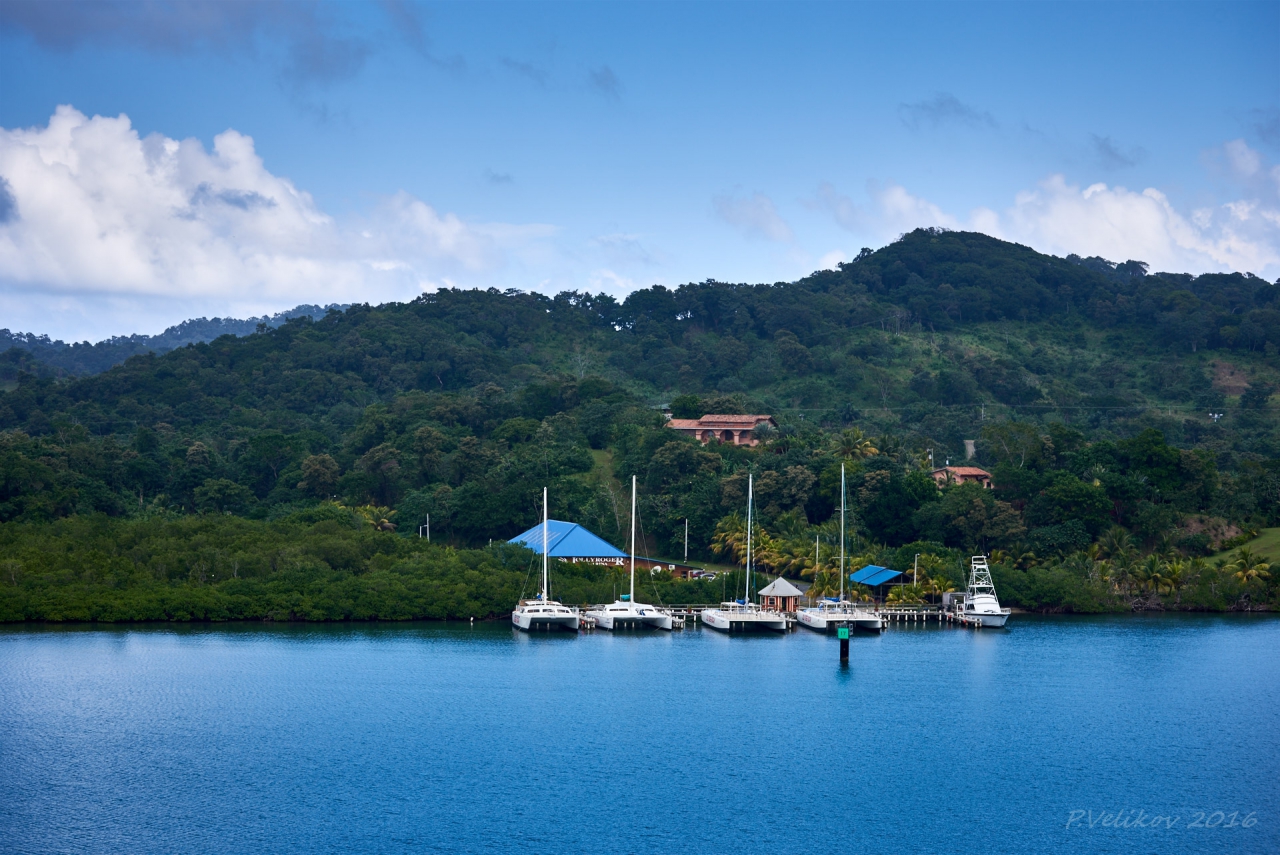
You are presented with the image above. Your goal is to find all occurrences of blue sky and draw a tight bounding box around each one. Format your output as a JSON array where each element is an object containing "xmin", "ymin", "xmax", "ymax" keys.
[{"xmin": 1, "ymin": 0, "xmax": 1278, "ymax": 341}]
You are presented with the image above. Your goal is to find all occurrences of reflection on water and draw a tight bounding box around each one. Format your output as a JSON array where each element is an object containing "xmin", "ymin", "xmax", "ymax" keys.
[{"xmin": 1, "ymin": 615, "xmax": 1277, "ymax": 854}]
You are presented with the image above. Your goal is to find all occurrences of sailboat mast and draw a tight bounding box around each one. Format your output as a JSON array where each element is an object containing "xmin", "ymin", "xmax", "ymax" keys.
[
  {"xmin": 542, "ymin": 487, "xmax": 549, "ymax": 600},
  {"xmin": 629, "ymin": 475, "xmax": 636, "ymax": 603},
  {"xmin": 840, "ymin": 463, "xmax": 846, "ymax": 602},
  {"xmin": 745, "ymin": 473, "xmax": 753, "ymax": 603}
]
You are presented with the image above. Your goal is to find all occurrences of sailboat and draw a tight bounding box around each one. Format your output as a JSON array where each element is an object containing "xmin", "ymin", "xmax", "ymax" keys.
[
  {"xmin": 511, "ymin": 487, "xmax": 580, "ymax": 632},
  {"xmin": 701, "ymin": 474, "xmax": 787, "ymax": 633},
  {"xmin": 585, "ymin": 476, "xmax": 674, "ymax": 631},
  {"xmin": 962, "ymin": 555, "xmax": 1011, "ymax": 627},
  {"xmin": 797, "ymin": 463, "xmax": 882, "ymax": 633}
]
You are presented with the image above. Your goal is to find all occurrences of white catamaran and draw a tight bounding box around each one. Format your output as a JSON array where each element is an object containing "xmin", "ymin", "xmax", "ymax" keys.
[
  {"xmin": 585, "ymin": 476, "xmax": 674, "ymax": 631},
  {"xmin": 797, "ymin": 463, "xmax": 882, "ymax": 633},
  {"xmin": 962, "ymin": 555, "xmax": 1011, "ymax": 627},
  {"xmin": 701, "ymin": 474, "xmax": 787, "ymax": 634},
  {"xmin": 511, "ymin": 488, "xmax": 580, "ymax": 632}
]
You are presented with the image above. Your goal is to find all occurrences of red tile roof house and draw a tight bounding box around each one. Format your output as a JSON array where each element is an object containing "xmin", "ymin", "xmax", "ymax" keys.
[
  {"xmin": 931, "ymin": 466, "xmax": 994, "ymax": 488},
  {"xmin": 666, "ymin": 414, "xmax": 777, "ymax": 446}
]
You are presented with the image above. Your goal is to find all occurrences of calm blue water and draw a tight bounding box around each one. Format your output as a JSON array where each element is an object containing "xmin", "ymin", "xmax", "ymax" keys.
[{"xmin": 2, "ymin": 615, "xmax": 1277, "ymax": 854}]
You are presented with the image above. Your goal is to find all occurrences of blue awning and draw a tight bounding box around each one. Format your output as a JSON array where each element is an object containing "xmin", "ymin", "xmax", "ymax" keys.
[
  {"xmin": 850, "ymin": 564, "xmax": 890, "ymax": 584},
  {"xmin": 850, "ymin": 565, "xmax": 904, "ymax": 586},
  {"xmin": 860, "ymin": 568, "xmax": 904, "ymax": 587}
]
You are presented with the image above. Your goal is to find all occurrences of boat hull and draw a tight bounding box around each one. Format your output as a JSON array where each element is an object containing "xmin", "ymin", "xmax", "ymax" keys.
[
  {"xmin": 798, "ymin": 608, "xmax": 882, "ymax": 633},
  {"xmin": 585, "ymin": 603, "xmax": 674, "ymax": 631},
  {"xmin": 701, "ymin": 610, "xmax": 786, "ymax": 633},
  {"xmin": 972, "ymin": 610, "xmax": 1010, "ymax": 628},
  {"xmin": 512, "ymin": 609, "xmax": 579, "ymax": 632}
]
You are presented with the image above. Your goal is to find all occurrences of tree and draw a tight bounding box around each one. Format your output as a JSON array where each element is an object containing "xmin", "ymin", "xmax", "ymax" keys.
[
  {"xmin": 357, "ymin": 444, "xmax": 403, "ymax": 507},
  {"xmin": 980, "ymin": 421, "xmax": 1050, "ymax": 470},
  {"xmin": 1239, "ymin": 383, "xmax": 1275, "ymax": 410},
  {"xmin": 194, "ymin": 478, "xmax": 254, "ymax": 514},
  {"xmin": 831, "ymin": 428, "xmax": 879, "ymax": 460},
  {"xmin": 298, "ymin": 454, "xmax": 340, "ymax": 498},
  {"xmin": 1228, "ymin": 547, "xmax": 1272, "ymax": 587},
  {"xmin": 669, "ymin": 394, "xmax": 702, "ymax": 420},
  {"xmin": 412, "ymin": 426, "xmax": 447, "ymax": 480}
]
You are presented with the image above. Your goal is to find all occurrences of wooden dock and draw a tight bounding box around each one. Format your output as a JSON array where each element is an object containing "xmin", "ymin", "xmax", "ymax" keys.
[
  {"xmin": 878, "ymin": 606, "xmax": 989, "ymax": 628},
  {"xmin": 574, "ymin": 604, "xmax": 989, "ymax": 632}
]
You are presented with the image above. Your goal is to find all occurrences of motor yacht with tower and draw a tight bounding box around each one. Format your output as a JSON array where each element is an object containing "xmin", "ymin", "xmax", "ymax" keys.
[
  {"xmin": 511, "ymin": 488, "xmax": 580, "ymax": 632},
  {"xmin": 961, "ymin": 555, "xmax": 1011, "ymax": 627},
  {"xmin": 797, "ymin": 464, "xmax": 883, "ymax": 633},
  {"xmin": 585, "ymin": 476, "xmax": 674, "ymax": 631},
  {"xmin": 701, "ymin": 474, "xmax": 787, "ymax": 633}
]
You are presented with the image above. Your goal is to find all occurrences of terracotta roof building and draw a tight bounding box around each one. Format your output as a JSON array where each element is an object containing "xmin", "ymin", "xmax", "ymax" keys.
[
  {"xmin": 931, "ymin": 466, "xmax": 993, "ymax": 489},
  {"xmin": 666, "ymin": 414, "xmax": 777, "ymax": 446}
]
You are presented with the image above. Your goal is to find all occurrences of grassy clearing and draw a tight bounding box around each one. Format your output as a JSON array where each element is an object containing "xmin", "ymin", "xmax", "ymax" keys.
[{"xmin": 1213, "ymin": 528, "xmax": 1280, "ymax": 564}]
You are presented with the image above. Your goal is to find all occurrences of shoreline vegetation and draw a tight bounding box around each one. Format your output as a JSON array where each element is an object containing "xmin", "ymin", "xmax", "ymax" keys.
[
  {"xmin": 0, "ymin": 503, "xmax": 1273, "ymax": 626},
  {"xmin": 3, "ymin": 229, "xmax": 1278, "ymax": 622}
]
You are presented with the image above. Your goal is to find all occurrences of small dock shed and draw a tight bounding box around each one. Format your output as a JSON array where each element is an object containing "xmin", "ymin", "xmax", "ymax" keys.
[{"xmin": 759, "ymin": 577, "xmax": 804, "ymax": 612}]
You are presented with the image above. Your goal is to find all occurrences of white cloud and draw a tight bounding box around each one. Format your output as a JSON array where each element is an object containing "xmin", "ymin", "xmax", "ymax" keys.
[
  {"xmin": 818, "ymin": 144, "xmax": 1280, "ymax": 278},
  {"xmin": 999, "ymin": 174, "xmax": 1278, "ymax": 274},
  {"xmin": 0, "ymin": 106, "xmax": 555, "ymax": 337},
  {"xmin": 588, "ymin": 268, "xmax": 638, "ymax": 297},
  {"xmin": 816, "ymin": 249, "xmax": 846, "ymax": 270},
  {"xmin": 713, "ymin": 191, "xmax": 793, "ymax": 242}
]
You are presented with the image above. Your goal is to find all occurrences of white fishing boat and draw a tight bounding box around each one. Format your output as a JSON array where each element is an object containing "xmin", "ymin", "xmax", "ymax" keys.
[
  {"xmin": 962, "ymin": 555, "xmax": 1011, "ymax": 627},
  {"xmin": 798, "ymin": 463, "xmax": 883, "ymax": 633},
  {"xmin": 512, "ymin": 488, "xmax": 580, "ymax": 632},
  {"xmin": 701, "ymin": 474, "xmax": 787, "ymax": 634},
  {"xmin": 585, "ymin": 476, "xmax": 674, "ymax": 631}
]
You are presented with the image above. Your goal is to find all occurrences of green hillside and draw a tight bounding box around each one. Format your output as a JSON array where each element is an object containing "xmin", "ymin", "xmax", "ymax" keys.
[{"xmin": 2, "ymin": 228, "xmax": 1278, "ymax": 620}]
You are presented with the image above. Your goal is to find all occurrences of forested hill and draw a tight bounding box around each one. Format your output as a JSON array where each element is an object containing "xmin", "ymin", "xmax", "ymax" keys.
[
  {"xmin": 1, "ymin": 303, "xmax": 350, "ymax": 378},
  {"xmin": 2, "ymin": 228, "xmax": 1278, "ymax": 620}
]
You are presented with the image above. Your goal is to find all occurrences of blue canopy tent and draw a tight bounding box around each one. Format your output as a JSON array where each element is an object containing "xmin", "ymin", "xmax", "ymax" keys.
[{"xmin": 508, "ymin": 520, "xmax": 627, "ymax": 559}]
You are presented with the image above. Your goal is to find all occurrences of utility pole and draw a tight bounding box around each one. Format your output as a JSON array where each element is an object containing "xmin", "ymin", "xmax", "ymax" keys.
[
  {"xmin": 684, "ymin": 518, "xmax": 688, "ymax": 561},
  {"xmin": 914, "ymin": 553, "xmax": 919, "ymax": 585},
  {"xmin": 418, "ymin": 514, "xmax": 430, "ymax": 541}
]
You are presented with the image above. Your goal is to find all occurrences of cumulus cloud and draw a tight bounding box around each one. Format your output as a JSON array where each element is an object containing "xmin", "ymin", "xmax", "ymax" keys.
[
  {"xmin": 588, "ymin": 268, "xmax": 638, "ymax": 297},
  {"xmin": 713, "ymin": 192, "xmax": 793, "ymax": 242},
  {"xmin": 899, "ymin": 93, "xmax": 997, "ymax": 131},
  {"xmin": 811, "ymin": 181, "xmax": 956, "ymax": 240},
  {"xmin": 816, "ymin": 250, "xmax": 846, "ymax": 270},
  {"xmin": 817, "ymin": 142, "xmax": 1280, "ymax": 278},
  {"xmin": 999, "ymin": 175, "xmax": 1278, "ymax": 274},
  {"xmin": 0, "ymin": 106, "xmax": 555, "ymax": 336}
]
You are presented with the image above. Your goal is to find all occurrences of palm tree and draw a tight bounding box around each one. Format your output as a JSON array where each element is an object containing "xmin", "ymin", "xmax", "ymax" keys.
[
  {"xmin": 1097, "ymin": 527, "xmax": 1134, "ymax": 560},
  {"xmin": 925, "ymin": 574, "xmax": 957, "ymax": 604},
  {"xmin": 831, "ymin": 428, "xmax": 879, "ymax": 461},
  {"xmin": 1160, "ymin": 559, "xmax": 1187, "ymax": 598},
  {"xmin": 710, "ymin": 513, "xmax": 747, "ymax": 566},
  {"xmin": 887, "ymin": 583, "xmax": 926, "ymax": 604},
  {"xmin": 806, "ymin": 564, "xmax": 842, "ymax": 599},
  {"xmin": 1228, "ymin": 547, "xmax": 1272, "ymax": 587},
  {"xmin": 1135, "ymin": 554, "xmax": 1165, "ymax": 594}
]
